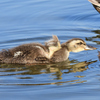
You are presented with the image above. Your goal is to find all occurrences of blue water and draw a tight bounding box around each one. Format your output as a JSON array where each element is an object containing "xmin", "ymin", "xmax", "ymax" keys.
[{"xmin": 0, "ymin": 0, "xmax": 100, "ymax": 100}]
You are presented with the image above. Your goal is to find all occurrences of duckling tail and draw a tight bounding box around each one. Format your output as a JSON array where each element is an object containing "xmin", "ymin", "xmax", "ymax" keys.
[{"xmin": 0, "ymin": 49, "xmax": 12, "ymax": 63}]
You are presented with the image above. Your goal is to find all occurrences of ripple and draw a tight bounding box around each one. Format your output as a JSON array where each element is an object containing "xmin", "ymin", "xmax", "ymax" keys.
[{"xmin": 0, "ymin": 60, "xmax": 97, "ymax": 86}]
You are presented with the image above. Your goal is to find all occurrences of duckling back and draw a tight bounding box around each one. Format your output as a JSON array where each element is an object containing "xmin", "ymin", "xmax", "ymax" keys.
[{"xmin": 0, "ymin": 43, "xmax": 49, "ymax": 64}]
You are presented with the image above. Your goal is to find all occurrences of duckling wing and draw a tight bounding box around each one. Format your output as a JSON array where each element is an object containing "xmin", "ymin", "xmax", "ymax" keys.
[{"xmin": 35, "ymin": 57, "xmax": 49, "ymax": 61}]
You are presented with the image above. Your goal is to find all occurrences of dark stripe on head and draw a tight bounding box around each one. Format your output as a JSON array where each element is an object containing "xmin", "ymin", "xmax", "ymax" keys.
[{"xmin": 66, "ymin": 38, "xmax": 85, "ymax": 44}]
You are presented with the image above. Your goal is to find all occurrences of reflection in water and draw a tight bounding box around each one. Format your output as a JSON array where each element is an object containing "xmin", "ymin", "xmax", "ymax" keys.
[
  {"xmin": 0, "ymin": 60, "xmax": 97, "ymax": 86},
  {"xmin": 85, "ymin": 30, "xmax": 100, "ymax": 61},
  {"xmin": 98, "ymin": 51, "xmax": 100, "ymax": 61},
  {"xmin": 86, "ymin": 30, "xmax": 100, "ymax": 44}
]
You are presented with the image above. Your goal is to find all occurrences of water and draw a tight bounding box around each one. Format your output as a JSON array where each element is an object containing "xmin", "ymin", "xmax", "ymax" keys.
[{"xmin": 0, "ymin": 0, "xmax": 100, "ymax": 100}]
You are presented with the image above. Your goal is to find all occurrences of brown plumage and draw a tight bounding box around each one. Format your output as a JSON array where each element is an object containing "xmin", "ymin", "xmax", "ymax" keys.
[
  {"xmin": 0, "ymin": 35, "xmax": 61, "ymax": 64},
  {"xmin": 88, "ymin": 0, "xmax": 100, "ymax": 13}
]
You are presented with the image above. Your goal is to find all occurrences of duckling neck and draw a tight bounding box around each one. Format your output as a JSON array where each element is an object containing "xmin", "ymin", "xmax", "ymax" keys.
[{"xmin": 61, "ymin": 43, "xmax": 70, "ymax": 52}]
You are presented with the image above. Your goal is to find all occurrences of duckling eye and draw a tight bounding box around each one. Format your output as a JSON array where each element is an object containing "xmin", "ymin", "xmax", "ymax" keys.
[{"xmin": 77, "ymin": 42, "xmax": 83, "ymax": 45}]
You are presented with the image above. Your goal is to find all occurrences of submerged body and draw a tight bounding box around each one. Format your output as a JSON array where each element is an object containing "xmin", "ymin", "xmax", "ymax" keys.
[{"xmin": 0, "ymin": 37, "xmax": 96, "ymax": 64}]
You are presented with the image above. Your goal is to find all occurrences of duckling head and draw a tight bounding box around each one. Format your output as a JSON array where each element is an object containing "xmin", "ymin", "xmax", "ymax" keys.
[
  {"xmin": 63, "ymin": 38, "xmax": 97, "ymax": 52},
  {"xmin": 45, "ymin": 35, "xmax": 61, "ymax": 58}
]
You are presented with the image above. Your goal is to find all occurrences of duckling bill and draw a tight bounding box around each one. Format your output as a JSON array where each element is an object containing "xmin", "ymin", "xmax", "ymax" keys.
[
  {"xmin": 0, "ymin": 37, "xmax": 97, "ymax": 64},
  {"xmin": 88, "ymin": 0, "xmax": 100, "ymax": 13}
]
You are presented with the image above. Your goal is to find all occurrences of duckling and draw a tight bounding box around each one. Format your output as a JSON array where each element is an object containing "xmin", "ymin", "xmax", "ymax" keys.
[
  {"xmin": 50, "ymin": 38, "xmax": 97, "ymax": 62},
  {"xmin": 0, "ymin": 35, "xmax": 61, "ymax": 64},
  {"xmin": 88, "ymin": 0, "xmax": 100, "ymax": 13}
]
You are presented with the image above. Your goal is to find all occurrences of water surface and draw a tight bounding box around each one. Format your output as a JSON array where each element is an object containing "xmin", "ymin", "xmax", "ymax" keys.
[{"xmin": 0, "ymin": 0, "xmax": 100, "ymax": 100}]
